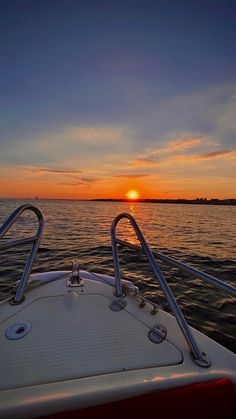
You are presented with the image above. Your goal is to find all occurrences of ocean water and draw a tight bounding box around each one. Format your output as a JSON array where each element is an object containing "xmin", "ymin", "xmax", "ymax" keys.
[{"xmin": 0, "ymin": 198, "xmax": 235, "ymax": 353}]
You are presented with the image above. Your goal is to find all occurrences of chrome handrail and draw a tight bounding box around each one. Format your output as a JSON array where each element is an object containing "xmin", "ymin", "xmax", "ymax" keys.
[
  {"xmin": 116, "ymin": 239, "xmax": 236, "ymax": 298},
  {"xmin": 0, "ymin": 205, "xmax": 44, "ymax": 304},
  {"xmin": 111, "ymin": 213, "xmax": 215, "ymax": 367}
]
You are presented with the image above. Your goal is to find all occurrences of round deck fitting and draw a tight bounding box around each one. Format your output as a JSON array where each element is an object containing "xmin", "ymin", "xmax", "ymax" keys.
[
  {"xmin": 110, "ymin": 299, "xmax": 127, "ymax": 311},
  {"xmin": 9, "ymin": 295, "xmax": 25, "ymax": 305},
  {"xmin": 5, "ymin": 321, "xmax": 31, "ymax": 340},
  {"xmin": 148, "ymin": 324, "xmax": 167, "ymax": 344},
  {"xmin": 191, "ymin": 352, "xmax": 211, "ymax": 368}
]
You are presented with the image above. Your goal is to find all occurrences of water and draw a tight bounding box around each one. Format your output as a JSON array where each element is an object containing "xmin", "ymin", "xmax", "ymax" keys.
[{"xmin": 0, "ymin": 198, "xmax": 235, "ymax": 353}]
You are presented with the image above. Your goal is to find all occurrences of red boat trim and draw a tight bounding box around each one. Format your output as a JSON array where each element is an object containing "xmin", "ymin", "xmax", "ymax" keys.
[{"xmin": 44, "ymin": 378, "xmax": 236, "ymax": 419}]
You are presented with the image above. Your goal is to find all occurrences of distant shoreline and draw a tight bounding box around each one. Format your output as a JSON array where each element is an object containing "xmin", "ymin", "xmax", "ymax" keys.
[
  {"xmin": 1, "ymin": 197, "xmax": 236, "ymax": 206},
  {"xmin": 91, "ymin": 198, "xmax": 236, "ymax": 206}
]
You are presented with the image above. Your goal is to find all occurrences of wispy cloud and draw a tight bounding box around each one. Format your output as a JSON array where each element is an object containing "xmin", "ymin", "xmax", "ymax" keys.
[
  {"xmin": 63, "ymin": 126, "xmax": 122, "ymax": 144},
  {"xmin": 38, "ymin": 168, "xmax": 82, "ymax": 174},
  {"xmin": 213, "ymin": 89, "xmax": 236, "ymax": 138},
  {"xmin": 23, "ymin": 166, "xmax": 99, "ymax": 184},
  {"xmin": 132, "ymin": 158, "xmax": 160, "ymax": 167},
  {"xmin": 196, "ymin": 150, "xmax": 233, "ymax": 160},
  {"xmin": 176, "ymin": 149, "xmax": 235, "ymax": 162},
  {"xmin": 80, "ymin": 177, "xmax": 99, "ymax": 183},
  {"xmin": 132, "ymin": 132, "xmax": 229, "ymax": 165},
  {"xmin": 0, "ymin": 123, "xmax": 132, "ymax": 168},
  {"xmin": 138, "ymin": 133, "xmax": 215, "ymax": 159},
  {"xmin": 20, "ymin": 166, "xmax": 82, "ymax": 175},
  {"xmin": 166, "ymin": 135, "xmax": 206, "ymax": 151},
  {"xmin": 58, "ymin": 177, "xmax": 99, "ymax": 187},
  {"xmin": 131, "ymin": 133, "xmax": 206, "ymax": 166},
  {"xmin": 113, "ymin": 174, "xmax": 150, "ymax": 179}
]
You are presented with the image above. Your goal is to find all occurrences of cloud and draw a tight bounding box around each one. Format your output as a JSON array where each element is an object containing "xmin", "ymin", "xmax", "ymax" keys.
[
  {"xmin": 58, "ymin": 177, "xmax": 99, "ymax": 186},
  {"xmin": 132, "ymin": 158, "xmax": 160, "ymax": 167},
  {"xmin": 176, "ymin": 149, "xmax": 235, "ymax": 162},
  {"xmin": 197, "ymin": 150, "xmax": 233, "ymax": 160},
  {"xmin": 0, "ymin": 123, "xmax": 132, "ymax": 168},
  {"xmin": 166, "ymin": 135, "xmax": 205, "ymax": 151},
  {"xmin": 122, "ymin": 83, "xmax": 236, "ymax": 157},
  {"xmin": 20, "ymin": 166, "xmax": 82, "ymax": 175},
  {"xmin": 132, "ymin": 133, "xmax": 216, "ymax": 164},
  {"xmin": 80, "ymin": 177, "xmax": 98, "ymax": 183},
  {"xmin": 38, "ymin": 124, "xmax": 126, "ymax": 147},
  {"xmin": 25, "ymin": 166, "xmax": 99, "ymax": 184},
  {"xmin": 213, "ymin": 89, "xmax": 236, "ymax": 139},
  {"xmin": 38, "ymin": 168, "xmax": 82, "ymax": 174},
  {"xmin": 63, "ymin": 126, "xmax": 122, "ymax": 144},
  {"xmin": 128, "ymin": 132, "xmax": 236, "ymax": 184},
  {"xmin": 113, "ymin": 174, "xmax": 150, "ymax": 179}
]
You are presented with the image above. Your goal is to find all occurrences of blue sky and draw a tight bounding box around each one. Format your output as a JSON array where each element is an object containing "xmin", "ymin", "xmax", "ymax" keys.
[{"xmin": 0, "ymin": 0, "xmax": 236, "ymax": 198}]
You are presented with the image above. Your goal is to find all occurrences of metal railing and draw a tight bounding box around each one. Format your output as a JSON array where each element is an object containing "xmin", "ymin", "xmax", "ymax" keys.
[
  {"xmin": 116, "ymin": 240, "xmax": 236, "ymax": 297},
  {"xmin": 0, "ymin": 205, "xmax": 44, "ymax": 304},
  {"xmin": 111, "ymin": 213, "xmax": 236, "ymax": 367}
]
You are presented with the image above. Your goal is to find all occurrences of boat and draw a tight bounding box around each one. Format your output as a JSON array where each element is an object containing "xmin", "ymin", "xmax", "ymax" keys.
[{"xmin": 0, "ymin": 204, "xmax": 235, "ymax": 418}]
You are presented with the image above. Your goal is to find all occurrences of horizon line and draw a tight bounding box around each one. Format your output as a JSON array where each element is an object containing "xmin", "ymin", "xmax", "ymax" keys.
[{"xmin": 1, "ymin": 197, "xmax": 236, "ymax": 203}]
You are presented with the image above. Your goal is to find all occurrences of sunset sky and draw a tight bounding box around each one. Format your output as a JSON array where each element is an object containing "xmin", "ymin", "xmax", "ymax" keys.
[{"xmin": 0, "ymin": 0, "xmax": 236, "ymax": 199}]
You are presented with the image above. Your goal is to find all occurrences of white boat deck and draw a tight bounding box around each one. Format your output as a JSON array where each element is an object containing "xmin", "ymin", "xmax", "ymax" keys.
[
  {"xmin": 0, "ymin": 291, "xmax": 182, "ymax": 391},
  {"xmin": 0, "ymin": 271, "xmax": 235, "ymax": 418}
]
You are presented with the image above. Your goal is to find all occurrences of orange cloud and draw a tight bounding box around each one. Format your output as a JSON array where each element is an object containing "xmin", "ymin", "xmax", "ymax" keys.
[
  {"xmin": 196, "ymin": 150, "xmax": 233, "ymax": 160},
  {"xmin": 133, "ymin": 133, "xmax": 212, "ymax": 163},
  {"xmin": 80, "ymin": 177, "xmax": 98, "ymax": 183},
  {"xmin": 113, "ymin": 174, "xmax": 150, "ymax": 178},
  {"xmin": 177, "ymin": 149, "xmax": 234, "ymax": 161},
  {"xmin": 63, "ymin": 126, "xmax": 123, "ymax": 144},
  {"xmin": 38, "ymin": 168, "xmax": 82, "ymax": 174},
  {"xmin": 132, "ymin": 158, "xmax": 160, "ymax": 167},
  {"xmin": 131, "ymin": 133, "xmax": 232, "ymax": 170},
  {"xmin": 167, "ymin": 135, "xmax": 205, "ymax": 151},
  {"xmin": 21, "ymin": 166, "xmax": 82, "ymax": 175}
]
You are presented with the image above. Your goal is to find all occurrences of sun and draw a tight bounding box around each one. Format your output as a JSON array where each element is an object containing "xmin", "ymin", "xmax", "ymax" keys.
[{"xmin": 126, "ymin": 189, "xmax": 140, "ymax": 200}]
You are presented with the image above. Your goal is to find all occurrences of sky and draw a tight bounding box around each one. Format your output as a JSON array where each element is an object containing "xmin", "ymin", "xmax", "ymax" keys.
[{"xmin": 0, "ymin": 0, "xmax": 236, "ymax": 199}]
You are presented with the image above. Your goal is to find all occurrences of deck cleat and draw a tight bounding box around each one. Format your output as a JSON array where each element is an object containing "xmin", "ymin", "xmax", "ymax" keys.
[{"xmin": 67, "ymin": 260, "xmax": 84, "ymax": 287}]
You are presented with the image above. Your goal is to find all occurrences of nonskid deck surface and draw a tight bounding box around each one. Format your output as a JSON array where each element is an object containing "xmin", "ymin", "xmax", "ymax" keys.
[{"xmin": 0, "ymin": 275, "xmax": 182, "ymax": 391}]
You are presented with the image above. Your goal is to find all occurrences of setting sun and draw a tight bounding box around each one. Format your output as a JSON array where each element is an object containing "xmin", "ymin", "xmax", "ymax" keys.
[{"xmin": 126, "ymin": 189, "xmax": 140, "ymax": 200}]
